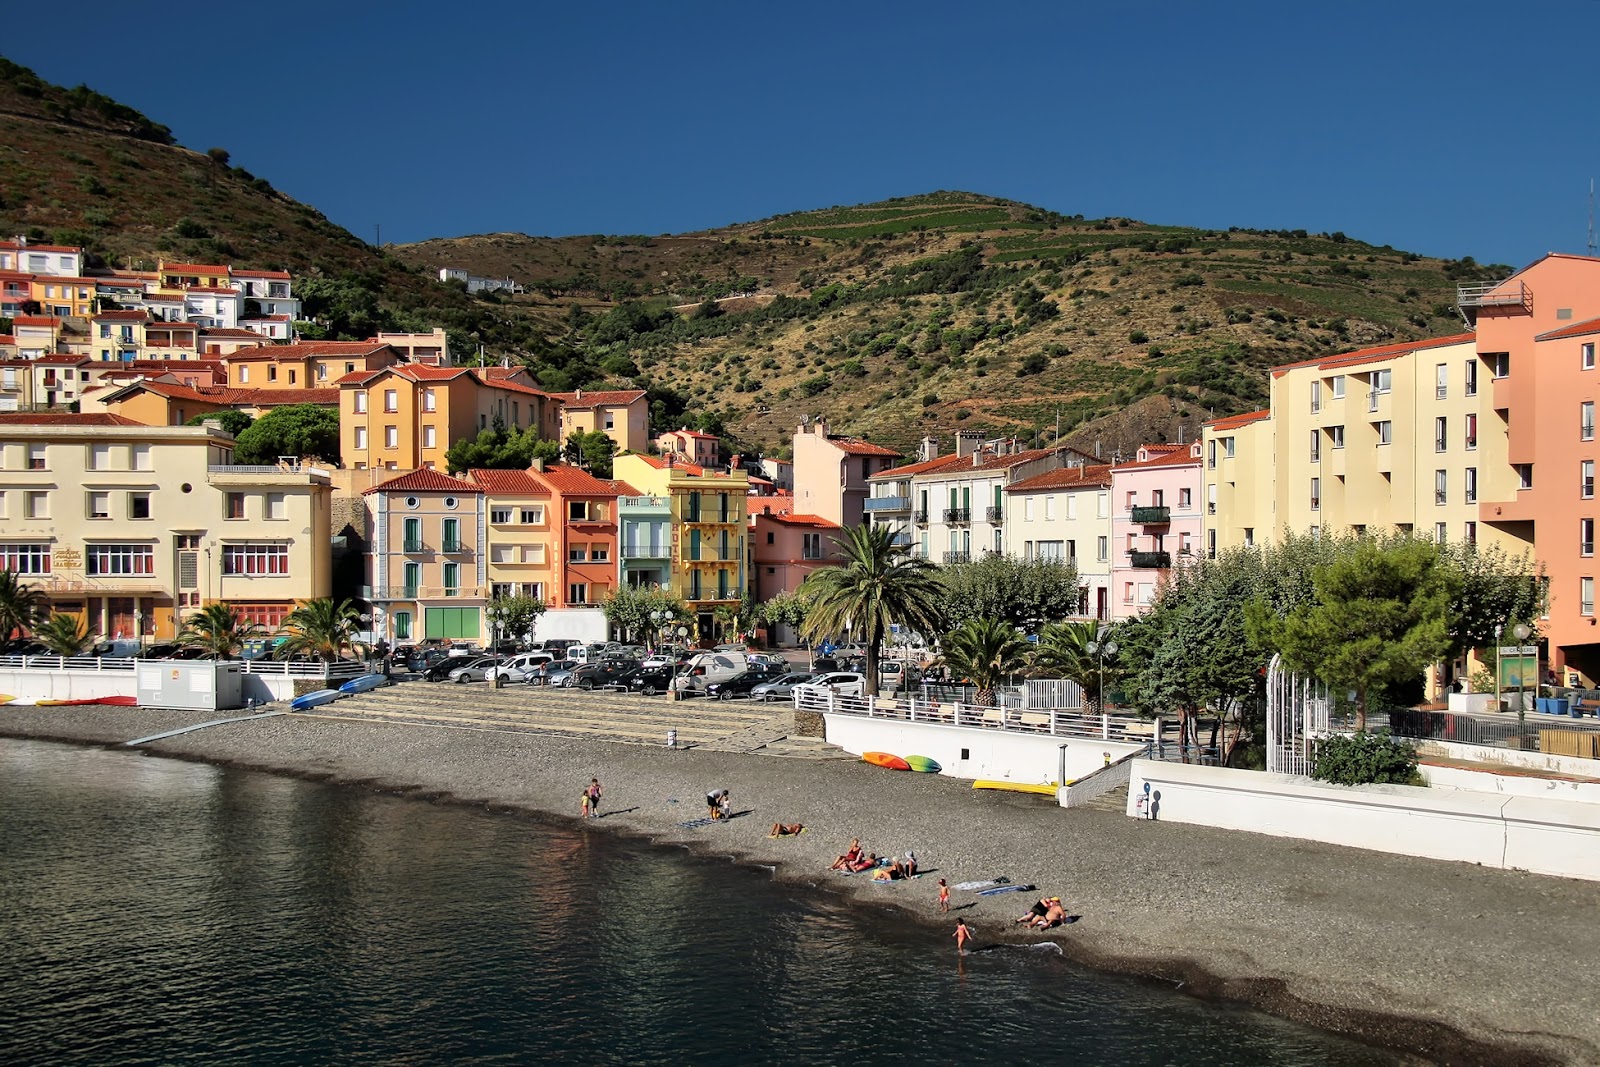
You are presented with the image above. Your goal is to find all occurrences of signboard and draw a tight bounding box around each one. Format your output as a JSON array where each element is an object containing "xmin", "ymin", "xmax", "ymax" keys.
[{"xmin": 1497, "ymin": 645, "xmax": 1539, "ymax": 692}]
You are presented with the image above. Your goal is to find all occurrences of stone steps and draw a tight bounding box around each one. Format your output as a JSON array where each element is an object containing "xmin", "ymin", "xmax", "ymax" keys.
[{"xmin": 1080, "ymin": 782, "xmax": 1130, "ymax": 813}]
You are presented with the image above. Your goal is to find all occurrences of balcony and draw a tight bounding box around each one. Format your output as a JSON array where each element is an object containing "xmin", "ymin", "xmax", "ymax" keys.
[
  {"xmin": 943, "ymin": 508, "xmax": 970, "ymax": 525},
  {"xmin": 1457, "ymin": 279, "xmax": 1531, "ymax": 324},
  {"xmin": 372, "ymin": 586, "xmax": 422, "ymax": 600},
  {"xmin": 402, "ymin": 539, "xmax": 426, "ymax": 553},
  {"xmin": 1130, "ymin": 505, "xmax": 1170, "ymax": 525},
  {"xmin": 622, "ymin": 542, "xmax": 669, "ymax": 559},
  {"xmin": 1129, "ymin": 551, "xmax": 1172, "ymax": 569},
  {"xmin": 942, "ymin": 550, "xmax": 971, "ymax": 564},
  {"xmin": 441, "ymin": 539, "xmax": 466, "ymax": 553},
  {"xmin": 863, "ymin": 495, "xmax": 910, "ymax": 512},
  {"xmin": 913, "ymin": 510, "xmax": 930, "ymax": 525},
  {"xmin": 985, "ymin": 506, "xmax": 1003, "ymax": 523}
]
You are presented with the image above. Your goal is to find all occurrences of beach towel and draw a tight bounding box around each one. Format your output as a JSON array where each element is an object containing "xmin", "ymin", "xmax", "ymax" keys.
[
  {"xmin": 953, "ymin": 877, "xmax": 1010, "ymax": 891},
  {"xmin": 678, "ymin": 818, "xmax": 715, "ymax": 829},
  {"xmin": 977, "ymin": 883, "xmax": 1036, "ymax": 897}
]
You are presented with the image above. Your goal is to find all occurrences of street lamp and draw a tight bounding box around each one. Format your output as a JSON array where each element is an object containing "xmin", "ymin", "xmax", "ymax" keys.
[
  {"xmin": 1512, "ymin": 621, "xmax": 1533, "ymax": 727},
  {"xmin": 1086, "ymin": 626, "xmax": 1117, "ymax": 715},
  {"xmin": 487, "ymin": 603, "xmax": 508, "ymax": 652}
]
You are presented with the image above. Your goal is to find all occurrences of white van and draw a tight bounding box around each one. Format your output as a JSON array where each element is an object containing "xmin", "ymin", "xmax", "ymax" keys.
[{"xmin": 673, "ymin": 651, "xmax": 751, "ymax": 693}]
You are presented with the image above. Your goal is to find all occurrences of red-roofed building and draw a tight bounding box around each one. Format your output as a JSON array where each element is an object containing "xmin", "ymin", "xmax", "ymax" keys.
[
  {"xmin": 657, "ymin": 425, "xmax": 721, "ymax": 467},
  {"xmin": 549, "ymin": 386, "xmax": 649, "ymax": 453},
  {"xmin": 525, "ymin": 460, "xmax": 633, "ymax": 634},
  {"xmin": 225, "ymin": 341, "xmax": 402, "ymax": 390},
  {"xmin": 792, "ymin": 417, "xmax": 904, "ymax": 529},
  {"xmin": 30, "ymin": 274, "xmax": 96, "ymax": 317},
  {"xmin": 464, "ymin": 468, "xmax": 558, "ymax": 614},
  {"xmin": 363, "ymin": 469, "xmax": 487, "ymax": 644},
  {"xmin": 94, "ymin": 379, "xmax": 341, "ymax": 425},
  {"xmin": 749, "ymin": 502, "xmax": 844, "ymax": 639},
  {"xmin": 0, "ymin": 241, "xmax": 83, "ymax": 277},
  {"xmin": 1005, "ymin": 463, "xmax": 1116, "ymax": 619},
  {"xmin": 1111, "ymin": 442, "xmax": 1204, "ymax": 620}
]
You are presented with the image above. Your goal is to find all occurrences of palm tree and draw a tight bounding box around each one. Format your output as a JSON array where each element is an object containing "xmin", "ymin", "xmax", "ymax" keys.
[
  {"xmin": 937, "ymin": 618, "xmax": 1032, "ymax": 707},
  {"xmin": 1031, "ymin": 619, "xmax": 1116, "ymax": 712},
  {"xmin": 799, "ymin": 524, "xmax": 945, "ymax": 697},
  {"xmin": 34, "ymin": 613, "xmax": 91, "ymax": 656},
  {"xmin": 278, "ymin": 597, "xmax": 364, "ymax": 663},
  {"xmin": 0, "ymin": 571, "xmax": 47, "ymax": 643},
  {"xmin": 178, "ymin": 603, "xmax": 261, "ymax": 659}
]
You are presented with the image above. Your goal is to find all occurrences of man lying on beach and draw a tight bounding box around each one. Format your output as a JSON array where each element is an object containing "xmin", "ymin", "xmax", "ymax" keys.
[
  {"xmin": 770, "ymin": 823, "xmax": 805, "ymax": 837},
  {"xmin": 847, "ymin": 852, "xmax": 878, "ymax": 873}
]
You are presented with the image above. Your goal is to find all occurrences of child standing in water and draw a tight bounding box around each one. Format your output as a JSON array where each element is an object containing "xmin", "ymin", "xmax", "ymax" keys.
[
  {"xmin": 953, "ymin": 919, "xmax": 971, "ymax": 953},
  {"xmin": 937, "ymin": 878, "xmax": 950, "ymax": 913}
]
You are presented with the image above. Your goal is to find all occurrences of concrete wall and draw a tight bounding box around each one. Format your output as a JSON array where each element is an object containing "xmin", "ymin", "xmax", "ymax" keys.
[
  {"xmin": 0, "ymin": 667, "xmax": 137, "ymax": 703},
  {"xmin": 1423, "ymin": 763, "xmax": 1600, "ymax": 804},
  {"xmin": 825, "ymin": 713, "xmax": 1146, "ymax": 784},
  {"xmin": 1128, "ymin": 759, "xmax": 1600, "ymax": 882},
  {"xmin": 1417, "ymin": 737, "xmax": 1600, "ymax": 778}
]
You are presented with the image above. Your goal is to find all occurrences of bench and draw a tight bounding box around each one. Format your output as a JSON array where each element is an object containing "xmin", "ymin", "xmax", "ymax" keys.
[
  {"xmin": 980, "ymin": 708, "xmax": 1009, "ymax": 728},
  {"xmin": 1018, "ymin": 711, "xmax": 1053, "ymax": 731}
]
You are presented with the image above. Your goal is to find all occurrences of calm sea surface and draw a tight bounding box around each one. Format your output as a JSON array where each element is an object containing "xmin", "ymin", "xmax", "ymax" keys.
[{"xmin": 0, "ymin": 740, "xmax": 1398, "ymax": 1066}]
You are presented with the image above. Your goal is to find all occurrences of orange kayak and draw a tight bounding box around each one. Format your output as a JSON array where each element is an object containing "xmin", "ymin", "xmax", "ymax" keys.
[{"xmin": 862, "ymin": 751, "xmax": 911, "ymax": 771}]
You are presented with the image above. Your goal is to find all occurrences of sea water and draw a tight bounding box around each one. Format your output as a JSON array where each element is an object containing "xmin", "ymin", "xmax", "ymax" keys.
[{"xmin": 0, "ymin": 740, "xmax": 1398, "ymax": 1066}]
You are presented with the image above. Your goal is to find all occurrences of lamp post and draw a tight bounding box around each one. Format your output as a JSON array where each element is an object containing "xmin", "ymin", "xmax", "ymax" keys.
[
  {"xmin": 1086, "ymin": 626, "xmax": 1117, "ymax": 716},
  {"xmin": 1494, "ymin": 622, "xmax": 1503, "ymax": 714},
  {"xmin": 132, "ymin": 607, "xmax": 144, "ymax": 650},
  {"xmin": 1512, "ymin": 621, "xmax": 1533, "ymax": 728}
]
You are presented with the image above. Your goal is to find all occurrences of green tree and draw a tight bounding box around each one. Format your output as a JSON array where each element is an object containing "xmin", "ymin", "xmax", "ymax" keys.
[
  {"xmin": 178, "ymin": 603, "xmax": 261, "ymax": 659},
  {"xmin": 756, "ymin": 588, "xmax": 813, "ymax": 641},
  {"xmin": 1248, "ymin": 539, "xmax": 1459, "ymax": 731},
  {"xmin": 1031, "ymin": 619, "xmax": 1118, "ymax": 712},
  {"xmin": 937, "ymin": 618, "xmax": 1031, "ymax": 706},
  {"xmin": 939, "ymin": 555, "xmax": 1080, "ymax": 632},
  {"xmin": 564, "ymin": 429, "xmax": 616, "ymax": 477},
  {"xmin": 1440, "ymin": 539, "xmax": 1544, "ymax": 659},
  {"xmin": 232, "ymin": 404, "xmax": 340, "ymax": 465},
  {"xmin": 799, "ymin": 524, "xmax": 945, "ymax": 697},
  {"xmin": 445, "ymin": 426, "xmax": 560, "ymax": 475},
  {"xmin": 1311, "ymin": 732, "xmax": 1421, "ymax": 786},
  {"xmin": 278, "ymin": 597, "xmax": 365, "ymax": 663},
  {"xmin": 601, "ymin": 584, "xmax": 688, "ymax": 644},
  {"xmin": 186, "ymin": 409, "xmax": 253, "ymax": 437},
  {"xmin": 492, "ymin": 593, "xmax": 547, "ymax": 646},
  {"xmin": 0, "ymin": 571, "xmax": 48, "ymax": 642},
  {"xmin": 35, "ymin": 613, "xmax": 91, "ymax": 656}
]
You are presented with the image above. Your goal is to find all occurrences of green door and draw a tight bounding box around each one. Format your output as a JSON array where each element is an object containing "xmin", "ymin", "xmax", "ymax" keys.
[{"xmin": 425, "ymin": 606, "xmax": 480, "ymax": 639}]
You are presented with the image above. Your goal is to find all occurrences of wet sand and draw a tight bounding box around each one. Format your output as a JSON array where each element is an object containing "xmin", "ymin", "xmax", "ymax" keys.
[{"xmin": 1, "ymin": 703, "xmax": 1594, "ymax": 1066}]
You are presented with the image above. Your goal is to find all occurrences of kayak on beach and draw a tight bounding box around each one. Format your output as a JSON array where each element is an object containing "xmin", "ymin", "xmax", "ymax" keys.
[
  {"xmin": 338, "ymin": 673, "xmax": 390, "ymax": 694},
  {"xmin": 35, "ymin": 696, "xmax": 137, "ymax": 706},
  {"xmin": 290, "ymin": 689, "xmax": 343, "ymax": 712},
  {"xmin": 972, "ymin": 780, "xmax": 1058, "ymax": 796},
  {"xmin": 862, "ymin": 752, "xmax": 912, "ymax": 771},
  {"xmin": 904, "ymin": 754, "xmax": 941, "ymax": 773}
]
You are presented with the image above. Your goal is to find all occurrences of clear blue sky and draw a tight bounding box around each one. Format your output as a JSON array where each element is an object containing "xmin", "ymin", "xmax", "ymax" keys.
[{"xmin": 9, "ymin": 1, "xmax": 1599, "ymax": 267}]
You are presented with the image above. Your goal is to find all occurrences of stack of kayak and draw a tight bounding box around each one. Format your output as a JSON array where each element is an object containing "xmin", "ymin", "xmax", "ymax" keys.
[
  {"xmin": 861, "ymin": 751, "xmax": 941, "ymax": 773},
  {"xmin": 289, "ymin": 674, "xmax": 390, "ymax": 711}
]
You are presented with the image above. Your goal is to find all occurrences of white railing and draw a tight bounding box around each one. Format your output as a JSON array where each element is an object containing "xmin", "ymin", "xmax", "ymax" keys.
[
  {"xmin": 0, "ymin": 653, "xmax": 366, "ymax": 679},
  {"xmin": 241, "ymin": 659, "xmax": 368, "ymax": 679},
  {"xmin": 0, "ymin": 654, "xmax": 137, "ymax": 671},
  {"xmin": 793, "ymin": 687, "xmax": 1152, "ymax": 740}
]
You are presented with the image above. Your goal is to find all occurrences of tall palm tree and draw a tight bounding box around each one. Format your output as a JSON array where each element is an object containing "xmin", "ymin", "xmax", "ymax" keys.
[
  {"xmin": 34, "ymin": 613, "xmax": 91, "ymax": 656},
  {"xmin": 937, "ymin": 618, "xmax": 1031, "ymax": 707},
  {"xmin": 1031, "ymin": 619, "xmax": 1117, "ymax": 712},
  {"xmin": 0, "ymin": 571, "xmax": 47, "ymax": 643},
  {"xmin": 799, "ymin": 524, "xmax": 945, "ymax": 697},
  {"xmin": 278, "ymin": 597, "xmax": 364, "ymax": 663},
  {"xmin": 179, "ymin": 603, "xmax": 261, "ymax": 659}
]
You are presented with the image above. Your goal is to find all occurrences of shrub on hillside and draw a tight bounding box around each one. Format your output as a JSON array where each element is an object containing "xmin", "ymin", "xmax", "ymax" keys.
[{"xmin": 1310, "ymin": 732, "xmax": 1421, "ymax": 787}]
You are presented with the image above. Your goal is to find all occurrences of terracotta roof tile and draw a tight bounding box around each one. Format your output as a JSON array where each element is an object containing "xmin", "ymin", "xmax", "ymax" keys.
[
  {"xmin": 0, "ymin": 412, "xmax": 141, "ymax": 426},
  {"xmin": 1536, "ymin": 316, "xmax": 1600, "ymax": 342},
  {"xmin": 870, "ymin": 453, "xmax": 970, "ymax": 480},
  {"xmin": 1006, "ymin": 463, "xmax": 1114, "ymax": 493},
  {"xmin": 225, "ymin": 341, "xmax": 392, "ymax": 361},
  {"xmin": 12, "ymin": 315, "xmax": 61, "ymax": 327},
  {"xmin": 828, "ymin": 436, "xmax": 901, "ymax": 458},
  {"xmin": 752, "ymin": 510, "xmax": 841, "ymax": 528},
  {"xmin": 231, "ymin": 269, "xmax": 292, "ymax": 280},
  {"xmin": 161, "ymin": 263, "xmax": 230, "ymax": 274},
  {"xmin": 1271, "ymin": 333, "xmax": 1476, "ymax": 377},
  {"xmin": 91, "ymin": 310, "xmax": 151, "ymax": 322},
  {"xmin": 1115, "ymin": 445, "xmax": 1202, "ymax": 471},
  {"xmin": 551, "ymin": 389, "xmax": 646, "ymax": 406},
  {"xmin": 1203, "ymin": 408, "xmax": 1272, "ymax": 431},
  {"xmin": 364, "ymin": 469, "xmax": 482, "ymax": 495},
  {"xmin": 533, "ymin": 463, "xmax": 632, "ymax": 496},
  {"xmin": 466, "ymin": 469, "xmax": 552, "ymax": 496}
]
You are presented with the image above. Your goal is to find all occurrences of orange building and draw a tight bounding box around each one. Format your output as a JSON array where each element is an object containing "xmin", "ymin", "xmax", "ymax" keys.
[
  {"xmin": 339, "ymin": 364, "xmax": 556, "ymax": 472},
  {"xmin": 526, "ymin": 460, "xmax": 634, "ymax": 615},
  {"xmin": 225, "ymin": 340, "xmax": 401, "ymax": 389}
]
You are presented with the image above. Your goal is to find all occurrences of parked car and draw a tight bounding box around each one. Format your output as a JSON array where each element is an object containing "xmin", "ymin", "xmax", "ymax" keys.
[
  {"xmin": 750, "ymin": 672, "xmax": 819, "ymax": 702},
  {"xmin": 794, "ymin": 671, "xmax": 867, "ymax": 698},
  {"xmin": 673, "ymin": 652, "xmax": 754, "ymax": 694},
  {"xmin": 539, "ymin": 658, "xmax": 580, "ymax": 687},
  {"xmin": 409, "ymin": 647, "xmax": 450, "ymax": 673},
  {"xmin": 878, "ymin": 661, "xmax": 922, "ymax": 688},
  {"xmin": 621, "ymin": 664, "xmax": 677, "ymax": 696},
  {"xmin": 446, "ymin": 655, "xmax": 505, "ymax": 683},
  {"xmin": 445, "ymin": 642, "xmax": 483, "ymax": 659},
  {"xmin": 568, "ymin": 658, "xmax": 641, "ymax": 690},
  {"xmin": 484, "ymin": 651, "xmax": 553, "ymax": 683},
  {"xmin": 704, "ymin": 665, "xmax": 786, "ymax": 701}
]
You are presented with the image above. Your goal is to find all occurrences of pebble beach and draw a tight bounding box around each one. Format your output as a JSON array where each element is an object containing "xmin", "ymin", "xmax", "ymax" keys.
[{"xmin": 2, "ymin": 703, "xmax": 1595, "ymax": 1066}]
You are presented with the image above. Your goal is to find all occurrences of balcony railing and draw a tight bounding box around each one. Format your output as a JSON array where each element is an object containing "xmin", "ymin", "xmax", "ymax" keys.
[
  {"xmin": 913, "ymin": 510, "xmax": 930, "ymax": 525},
  {"xmin": 985, "ymin": 506, "xmax": 1003, "ymax": 523},
  {"xmin": 943, "ymin": 508, "xmax": 970, "ymax": 524},
  {"xmin": 402, "ymin": 539, "xmax": 426, "ymax": 553},
  {"xmin": 942, "ymin": 550, "xmax": 971, "ymax": 564},
  {"xmin": 863, "ymin": 495, "xmax": 910, "ymax": 512},
  {"xmin": 622, "ymin": 542, "xmax": 669, "ymax": 559},
  {"xmin": 1457, "ymin": 279, "xmax": 1531, "ymax": 319},
  {"xmin": 372, "ymin": 586, "xmax": 421, "ymax": 599},
  {"xmin": 1129, "ymin": 505, "xmax": 1170, "ymax": 524},
  {"xmin": 1129, "ymin": 551, "xmax": 1172, "ymax": 569},
  {"xmin": 441, "ymin": 539, "xmax": 465, "ymax": 553}
]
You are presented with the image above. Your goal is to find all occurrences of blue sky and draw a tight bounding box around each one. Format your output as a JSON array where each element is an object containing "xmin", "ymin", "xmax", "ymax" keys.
[{"xmin": 8, "ymin": 1, "xmax": 1598, "ymax": 267}]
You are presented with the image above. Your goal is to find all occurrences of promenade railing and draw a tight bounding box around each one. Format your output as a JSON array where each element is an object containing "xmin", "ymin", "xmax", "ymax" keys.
[
  {"xmin": 793, "ymin": 686, "xmax": 1155, "ymax": 741},
  {"xmin": 0, "ymin": 654, "xmax": 368, "ymax": 680},
  {"xmin": 1387, "ymin": 708, "xmax": 1600, "ymax": 753}
]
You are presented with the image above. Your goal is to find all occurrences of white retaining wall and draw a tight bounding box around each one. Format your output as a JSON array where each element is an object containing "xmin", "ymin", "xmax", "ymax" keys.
[
  {"xmin": 1128, "ymin": 759, "xmax": 1600, "ymax": 882},
  {"xmin": 1422, "ymin": 764, "xmax": 1600, "ymax": 804},
  {"xmin": 0, "ymin": 668, "xmax": 136, "ymax": 703},
  {"xmin": 1417, "ymin": 738, "xmax": 1600, "ymax": 778},
  {"xmin": 825, "ymin": 714, "xmax": 1146, "ymax": 784}
]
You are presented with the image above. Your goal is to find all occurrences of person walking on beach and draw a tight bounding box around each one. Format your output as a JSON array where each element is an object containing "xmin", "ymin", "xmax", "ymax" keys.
[
  {"xmin": 580, "ymin": 790, "xmax": 592, "ymax": 819},
  {"xmin": 586, "ymin": 778, "xmax": 603, "ymax": 817},
  {"xmin": 953, "ymin": 919, "xmax": 971, "ymax": 953},
  {"xmin": 938, "ymin": 878, "xmax": 950, "ymax": 913}
]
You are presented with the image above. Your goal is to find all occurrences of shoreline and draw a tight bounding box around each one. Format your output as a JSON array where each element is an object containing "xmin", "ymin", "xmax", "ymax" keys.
[{"xmin": 1, "ymin": 704, "xmax": 1593, "ymax": 1066}]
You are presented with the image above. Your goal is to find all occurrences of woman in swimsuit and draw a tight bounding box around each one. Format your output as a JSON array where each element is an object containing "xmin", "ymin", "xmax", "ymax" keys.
[
  {"xmin": 829, "ymin": 839, "xmax": 863, "ymax": 870},
  {"xmin": 586, "ymin": 778, "xmax": 603, "ymax": 817}
]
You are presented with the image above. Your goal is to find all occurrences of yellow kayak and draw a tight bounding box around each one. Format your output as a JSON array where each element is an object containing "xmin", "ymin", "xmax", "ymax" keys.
[
  {"xmin": 0, "ymin": 695, "xmax": 13, "ymax": 704},
  {"xmin": 972, "ymin": 780, "xmax": 1060, "ymax": 796}
]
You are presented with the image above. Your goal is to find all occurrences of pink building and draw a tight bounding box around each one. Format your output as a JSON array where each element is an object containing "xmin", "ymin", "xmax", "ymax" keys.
[
  {"xmin": 749, "ymin": 503, "xmax": 843, "ymax": 644},
  {"xmin": 1109, "ymin": 442, "xmax": 1204, "ymax": 619},
  {"xmin": 656, "ymin": 427, "xmax": 721, "ymax": 467}
]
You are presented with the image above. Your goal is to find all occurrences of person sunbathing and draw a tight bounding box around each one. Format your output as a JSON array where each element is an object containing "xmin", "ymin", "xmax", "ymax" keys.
[
  {"xmin": 829, "ymin": 839, "xmax": 863, "ymax": 870},
  {"xmin": 1016, "ymin": 896, "xmax": 1053, "ymax": 924},
  {"xmin": 1031, "ymin": 898, "xmax": 1067, "ymax": 928},
  {"xmin": 770, "ymin": 823, "xmax": 806, "ymax": 837},
  {"xmin": 847, "ymin": 851, "xmax": 878, "ymax": 872}
]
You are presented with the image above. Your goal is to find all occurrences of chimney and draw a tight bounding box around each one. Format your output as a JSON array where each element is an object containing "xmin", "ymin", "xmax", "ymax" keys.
[
  {"xmin": 575, "ymin": 387, "xmax": 582, "ymax": 400},
  {"xmin": 531, "ymin": 456, "xmax": 546, "ymax": 472},
  {"xmin": 815, "ymin": 418, "xmax": 829, "ymax": 437},
  {"xmin": 919, "ymin": 435, "xmax": 939, "ymax": 462}
]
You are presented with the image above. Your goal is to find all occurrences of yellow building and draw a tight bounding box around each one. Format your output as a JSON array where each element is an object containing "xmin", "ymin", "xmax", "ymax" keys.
[
  {"xmin": 1202, "ymin": 334, "xmax": 1515, "ymax": 554},
  {"xmin": 158, "ymin": 262, "xmax": 231, "ymax": 291},
  {"xmin": 226, "ymin": 340, "xmax": 401, "ymax": 389},
  {"xmin": 548, "ymin": 388, "xmax": 650, "ymax": 453},
  {"xmin": 30, "ymin": 275, "xmax": 96, "ymax": 318},
  {"xmin": 613, "ymin": 453, "xmax": 749, "ymax": 636},
  {"xmin": 339, "ymin": 364, "xmax": 556, "ymax": 472},
  {"xmin": 140, "ymin": 320, "xmax": 201, "ymax": 361},
  {"xmin": 0, "ymin": 414, "xmax": 332, "ymax": 640},
  {"xmin": 465, "ymin": 468, "xmax": 558, "ymax": 605}
]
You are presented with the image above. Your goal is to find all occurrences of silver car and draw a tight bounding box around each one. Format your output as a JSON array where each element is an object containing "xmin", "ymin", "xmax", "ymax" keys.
[
  {"xmin": 750, "ymin": 671, "xmax": 819, "ymax": 702},
  {"xmin": 446, "ymin": 656, "xmax": 505, "ymax": 683}
]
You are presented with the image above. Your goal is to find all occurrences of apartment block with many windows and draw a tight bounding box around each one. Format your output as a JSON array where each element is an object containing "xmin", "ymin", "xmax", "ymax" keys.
[
  {"xmin": 364, "ymin": 469, "xmax": 486, "ymax": 644},
  {"xmin": 1004, "ymin": 463, "xmax": 1114, "ymax": 620},
  {"xmin": 1109, "ymin": 443, "xmax": 1204, "ymax": 619},
  {"xmin": 0, "ymin": 414, "xmax": 331, "ymax": 641}
]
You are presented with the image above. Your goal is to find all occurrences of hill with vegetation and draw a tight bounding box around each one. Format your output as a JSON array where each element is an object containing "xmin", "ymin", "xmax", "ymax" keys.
[{"xmin": 0, "ymin": 58, "xmax": 1508, "ymax": 459}]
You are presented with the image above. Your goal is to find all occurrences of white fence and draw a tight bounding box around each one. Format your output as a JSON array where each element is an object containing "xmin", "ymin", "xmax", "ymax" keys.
[
  {"xmin": 0, "ymin": 654, "xmax": 367, "ymax": 679},
  {"xmin": 794, "ymin": 687, "xmax": 1152, "ymax": 741}
]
